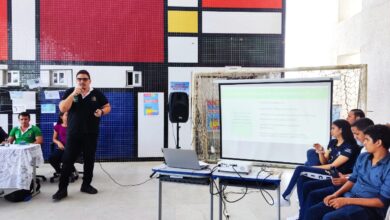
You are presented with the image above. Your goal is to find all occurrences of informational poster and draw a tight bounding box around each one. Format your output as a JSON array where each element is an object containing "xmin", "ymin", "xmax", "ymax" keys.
[
  {"xmin": 138, "ymin": 93, "xmax": 164, "ymax": 157},
  {"xmin": 206, "ymin": 100, "xmax": 220, "ymax": 131},
  {"xmin": 144, "ymin": 93, "xmax": 159, "ymax": 116},
  {"xmin": 10, "ymin": 91, "xmax": 36, "ymax": 110},
  {"xmin": 44, "ymin": 90, "xmax": 60, "ymax": 100},
  {"xmin": 41, "ymin": 104, "xmax": 56, "ymax": 114},
  {"xmin": 170, "ymin": 81, "xmax": 190, "ymax": 94}
]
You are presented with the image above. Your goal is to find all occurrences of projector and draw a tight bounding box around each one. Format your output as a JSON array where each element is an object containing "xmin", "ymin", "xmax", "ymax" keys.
[{"xmin": 217, "ymin": 160, "xmax": 253, "ymax": 174}]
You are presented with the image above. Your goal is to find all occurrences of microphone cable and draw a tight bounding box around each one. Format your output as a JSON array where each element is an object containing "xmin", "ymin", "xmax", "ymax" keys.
[{"xmin": 98, "ymin": 162, "xmax": 155, "ymax": 187}]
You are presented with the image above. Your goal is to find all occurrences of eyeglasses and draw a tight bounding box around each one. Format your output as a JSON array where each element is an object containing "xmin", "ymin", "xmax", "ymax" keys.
[{"xmin": 76, "ymin": 78, "xmax": 90, "ymax": 81}]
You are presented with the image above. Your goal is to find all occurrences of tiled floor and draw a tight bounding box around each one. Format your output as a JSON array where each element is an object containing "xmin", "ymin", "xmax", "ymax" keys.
[{"xmin": 0, "ymin": 162, "xmax": 299, "ymax": 220}]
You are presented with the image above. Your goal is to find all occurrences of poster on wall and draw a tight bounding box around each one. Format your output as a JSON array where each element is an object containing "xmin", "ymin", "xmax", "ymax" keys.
[
  {"xmin": 206, "ymin": 100, "xmax": 220, "ymax": 132},
  {"xmin": 41, "ymin": 104, "xmax": 56, "ymax": 114},
  {"xmin": 10, "ymin": 91, "xmax": 36, "ymax": 110},
  {"xmin": 144, "ymin": 93, "xmax": 159, "ymax": 116},
  {"xmin": 170, "ymin": 81, "xmax": 190, "ymax": 94},
  {"xmin": 44, "ymin": 91, "xmax": 60, "ymax": 100}
]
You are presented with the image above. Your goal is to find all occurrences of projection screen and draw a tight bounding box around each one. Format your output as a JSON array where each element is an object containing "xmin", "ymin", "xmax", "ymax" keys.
[{"xmin": 219, "ymin": 79, "xmax": 333, "ymax": 164}]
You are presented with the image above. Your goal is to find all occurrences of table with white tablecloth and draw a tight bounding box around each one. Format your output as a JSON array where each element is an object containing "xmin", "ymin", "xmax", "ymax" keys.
[{"xmin": 0, "ymin": 144, "xmax": 44, "ymax": 191}]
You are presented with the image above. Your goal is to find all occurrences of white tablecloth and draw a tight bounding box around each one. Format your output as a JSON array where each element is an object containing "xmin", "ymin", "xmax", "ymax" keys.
[{"xmin": 0, "ymin": 144, "xmax": 44, "ymax": 190}]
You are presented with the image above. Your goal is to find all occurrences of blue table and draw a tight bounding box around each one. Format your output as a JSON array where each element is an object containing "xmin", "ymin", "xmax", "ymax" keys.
[
  {"xmin": 152, "ymin": 164, "xmax": 214, "ymax": 220},
  {"xmin": 212, "ymin": 168, "xmax": 282, "ymax": 220}
]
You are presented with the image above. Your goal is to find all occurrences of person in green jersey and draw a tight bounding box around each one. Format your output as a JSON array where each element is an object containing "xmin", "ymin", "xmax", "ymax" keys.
[{"xmin": 7, "ymin": 112, "xmax": 43, "ymax": 145}]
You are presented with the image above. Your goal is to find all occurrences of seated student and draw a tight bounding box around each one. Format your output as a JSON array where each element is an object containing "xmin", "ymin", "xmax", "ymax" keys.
[
  {"xmin": 297, "ymin": 118, "xmax": 374, "ymax": 220},
  {"xmin": 49, "ymin": 112, "xmax": 76, "ymax": 176},
  {"xmin": 305, "ymin": 109, "xmax": 365, "ymax": 166},
  {"xmin": 7, "ymin": 112, "xmax": 43, "ymax": 145},
  {"xmin": 306, "ymin": 124, "xmax": 390, "ymax": 220},
  {"xmin": 282, "ymin": 119, "xmax": 359, "ymax": 205},
  {"xmin": 346, "ymin": 109, "xmax": 365, "ymax": 125}
]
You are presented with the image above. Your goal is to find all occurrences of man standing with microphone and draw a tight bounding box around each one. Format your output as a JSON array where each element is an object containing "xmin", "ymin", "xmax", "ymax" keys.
[{"xmin": 52, "ymin": 70, "xmax": 111, "ymax": 201}]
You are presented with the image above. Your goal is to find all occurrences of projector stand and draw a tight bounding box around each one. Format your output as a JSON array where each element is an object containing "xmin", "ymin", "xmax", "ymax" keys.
[{"xmin": 176, "ymin": 122, "xmax": 181, "ymax": 149}]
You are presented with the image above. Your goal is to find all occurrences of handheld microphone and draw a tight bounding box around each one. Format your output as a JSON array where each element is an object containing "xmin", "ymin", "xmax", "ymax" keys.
[
  {"xmin": 73, "ymin": 95, "xmax": 79, "ymax": 103},
  {"xmin": 73, "ymin": 87, "xmax": 84, "ymax": 103}
]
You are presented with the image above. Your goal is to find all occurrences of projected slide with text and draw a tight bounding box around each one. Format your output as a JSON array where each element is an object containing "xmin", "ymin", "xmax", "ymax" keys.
[{"xmin": 220, "ymin": 81, "xmax": 332, "ymax": 164}]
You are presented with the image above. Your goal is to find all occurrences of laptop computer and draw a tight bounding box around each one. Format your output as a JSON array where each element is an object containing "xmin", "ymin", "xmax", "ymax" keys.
[{"xmin": 163, "ymin": 148, "xmax": 208, "ymax": 170}]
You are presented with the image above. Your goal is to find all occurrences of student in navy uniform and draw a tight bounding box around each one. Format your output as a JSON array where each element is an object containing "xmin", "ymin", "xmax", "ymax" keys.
[
  {"xmin": 297, "ymin": 118, "xmax": 374, "ymax": 220},
  {"xmin": 282, "ymin": 119, "xmax": 360, "ymax": 205},
  {"xmin": 52, "ymin": 70, "xmax": 111, "ymax": 201},
  {"xmin": 306, "ymin": 124, "xmax": 390, "ymax": 220},
  {"xmin": 306, "ymin": 109, "xmax": 365, "ymax": 166}
]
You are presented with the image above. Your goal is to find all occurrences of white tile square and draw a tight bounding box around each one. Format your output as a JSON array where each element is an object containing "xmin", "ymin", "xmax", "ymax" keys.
[
  {"xmin": 168, "ymin": 0, "xmax": 198, "ymax": 7},
  {"xmin": 168, "ymin": 37, "xmax": 198, "ymax": 63}
]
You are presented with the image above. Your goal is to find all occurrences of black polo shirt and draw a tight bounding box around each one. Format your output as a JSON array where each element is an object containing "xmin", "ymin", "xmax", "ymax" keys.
[{"xmin": 62, "ymin": 88, "xmax": 108, "ymax": 135}]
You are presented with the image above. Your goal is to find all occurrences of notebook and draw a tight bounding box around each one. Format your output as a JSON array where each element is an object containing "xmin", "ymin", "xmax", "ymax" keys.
[{"xmin": 162, "ymin": 148, "xmax": 208, "ymax": 170}]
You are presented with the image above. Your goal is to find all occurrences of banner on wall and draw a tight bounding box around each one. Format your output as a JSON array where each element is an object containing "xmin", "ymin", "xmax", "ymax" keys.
[
  {"xmin": 170, "ymin": 81, "xmax": 190, "ymax": 94},
  {"xmin": 144, "ymin": 93, "xmax": 159, "ymax": 116},
  {"xmin": 206, "ymin": 100, "xmax": 220, "ymax": 131}
]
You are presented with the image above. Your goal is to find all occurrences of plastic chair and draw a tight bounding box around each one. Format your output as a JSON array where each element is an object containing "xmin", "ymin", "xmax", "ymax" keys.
[{"xmin": 48, "ymin": 143, "xmax": 82, "ymax": 183}]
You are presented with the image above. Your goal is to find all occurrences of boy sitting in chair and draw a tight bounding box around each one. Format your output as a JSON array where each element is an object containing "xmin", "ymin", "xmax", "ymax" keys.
[{"xmin": 306, "ymin": 124, "xmax": 390, "ymax": 220}]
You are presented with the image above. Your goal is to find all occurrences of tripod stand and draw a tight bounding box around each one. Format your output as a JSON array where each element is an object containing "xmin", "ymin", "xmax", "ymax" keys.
[{"xmin": 175, "ymin": 122, "xmax": 181, "ymax": 149}]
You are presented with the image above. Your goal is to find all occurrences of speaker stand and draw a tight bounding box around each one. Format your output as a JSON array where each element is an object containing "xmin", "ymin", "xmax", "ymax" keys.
[{"xmin": 176, "ymin": 122, "xmax": 181, "ymax": 149}]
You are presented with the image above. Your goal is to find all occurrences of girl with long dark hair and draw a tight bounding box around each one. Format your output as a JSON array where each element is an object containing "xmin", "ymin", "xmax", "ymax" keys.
[{"xmin": 282, "ymin": 119, "xmax": 360, "ymax": 206}]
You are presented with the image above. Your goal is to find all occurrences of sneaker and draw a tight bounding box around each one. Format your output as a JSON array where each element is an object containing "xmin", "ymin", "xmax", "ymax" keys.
[
  {"xmin": 52, "ymin": 189, "xmax": 67, "ymax": 201},
  {"xmin": 80, "ymin": 185, "xmax": 98, "ymax": 194}
]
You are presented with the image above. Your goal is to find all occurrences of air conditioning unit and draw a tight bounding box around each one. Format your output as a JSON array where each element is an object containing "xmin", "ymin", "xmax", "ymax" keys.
[
  {"xmin": 51, "ymin": 70, "xmax": 70, "ymax": 86},
  {"xmin": 6, "ymin": 71, "xmax": 20, "ymax": 86},
  {"xmin": 40, "ymin": 69, "xmax": 72, "ymax": 87},
  {"xmin": 126, "ymin": 70, "xmax": 142, "ymax": 87}
]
